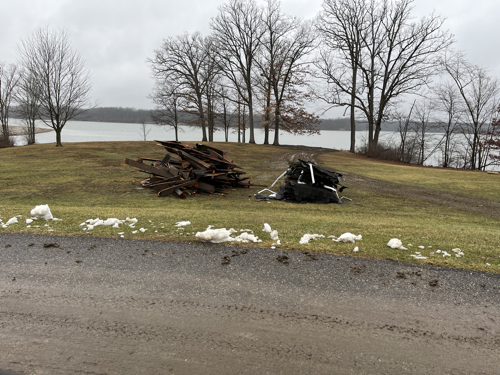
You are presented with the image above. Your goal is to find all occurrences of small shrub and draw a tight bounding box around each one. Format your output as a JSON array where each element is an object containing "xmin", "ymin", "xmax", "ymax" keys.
[{"xmin": 0, "ymin": 132, "xmax": 15, "ymax": 148}]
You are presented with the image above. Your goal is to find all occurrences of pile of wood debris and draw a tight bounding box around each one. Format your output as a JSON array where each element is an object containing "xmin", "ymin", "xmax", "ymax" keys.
[{"xmin": 125, "ymin": 141, "xmax": 257, "ymax": 198}]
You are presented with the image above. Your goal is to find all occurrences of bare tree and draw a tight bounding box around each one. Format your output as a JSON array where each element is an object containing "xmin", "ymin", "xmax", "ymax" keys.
[
  {"xmin": 202, "ymin": 37, "xmax": 224, "ymax": 142},
  {"xmin": 316, "ymin": 0, "xmax": 369, "ymax": 152},
  {"xmin": 485, "ymin": 111, "xmax": 500, "ymax": 167},
  {"xmin": 17, "ymin": 27, "xmax": 93, "ymax": 147},
  {"xmin": 218, "ymin": 86, "xmax": 237, "ymax": 142},
  {"xmin": 443, "ymin": 52, "xmax": 500, "ymax": 170},
  {"xmin": 15, "ymin": 68, "xmax": 42, "ymax": 145},
  {"xmin": 211, "ymin": 0, "xmax": 264, "ymax": 144},
  {"xmin": 316, "ymin": 0, "xmax": 452, "ymax": 153},
  {"xmin": 149, "ymin": 81, "xmax": 185, "ymax": 142},
  {"xmin": 410, "ymin": 98, "xmax": 437, "ymax": 165},
  {"xmin": 0, "ymin": 62, "xmax": 21, "ymax": 139},
  {"xmin": 138, "ymin": 122, "xmax": 151, "ymax": 141},
  {"xmin": 394, "ymin": 100, "xmax": 417, "ymax": 163},
  {"xmin": 432, "ymin": 81, "xmax": 462, "ymax": 167},
  {"xmin": 149, "ymin": 32, "xmax": 210, "ymax": 141},
  {"xmin": 257, "ymin": 0, "xmax": 318, "ymax": 146}
]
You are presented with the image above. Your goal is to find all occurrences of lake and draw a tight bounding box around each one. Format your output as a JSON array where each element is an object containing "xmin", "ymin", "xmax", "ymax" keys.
[
  {"xmin": 11, "ymin": 120, "xmax": 363, "ymax": 150},
  {"xmin": 10, "ymin": 120, "xmax": 499, "ymax": 170}
]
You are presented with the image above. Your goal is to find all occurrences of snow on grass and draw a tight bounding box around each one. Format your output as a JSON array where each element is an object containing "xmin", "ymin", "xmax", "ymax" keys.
[
  {"xmin": 332, "ymin": 232, "xmax": 362, "ymax": 243},
  {"xmin": 387, "ymin": 238, "xmax": 408, "ymax": 250},
  {"xmin": 195, "ymin": 226, "xmax": 262, "ymax": 243},
  {"xmin": 299, "ymin": 234, "xmax": 325, "ymax": 244},
  {"xmin": 30, "ymin": 204, "xmax": 53, "ymax": 220}
]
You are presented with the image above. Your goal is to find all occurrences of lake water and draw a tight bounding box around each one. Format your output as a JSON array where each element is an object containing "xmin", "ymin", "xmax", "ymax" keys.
[
  {"xmin": 12, "ymin": 120, "xmax": 363, "ymax": 150},
  {"xmin": 11, "ymin": 120, "xmax": 498, "ymax": 170}
]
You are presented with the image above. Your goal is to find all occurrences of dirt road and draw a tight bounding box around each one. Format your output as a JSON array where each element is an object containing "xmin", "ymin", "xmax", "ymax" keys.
[{"xmin": 1, "ymin": 233, "xmax": 499, "ymax": 374}]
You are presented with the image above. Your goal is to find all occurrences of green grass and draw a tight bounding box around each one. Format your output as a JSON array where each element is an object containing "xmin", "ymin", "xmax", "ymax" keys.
[
  {"xmin": 1, "ymin": 141, "xmax": 499, "ymax": 273},
  {"xmin": 321, "ymin": 151, "xmax": 500, "ymax": 202}
]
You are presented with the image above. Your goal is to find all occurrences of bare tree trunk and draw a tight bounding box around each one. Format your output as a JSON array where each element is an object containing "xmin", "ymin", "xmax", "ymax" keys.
[
  {"xmin": 273, "ymin": 106, "xmax": 280, "ymax": 146},
  {"xmin": 237, "ymin": 102, "xmax": 241, "ymax": 143},
  {"xmin": 242, "ymin": 107, "xmax": 246, "ymax": 144}
]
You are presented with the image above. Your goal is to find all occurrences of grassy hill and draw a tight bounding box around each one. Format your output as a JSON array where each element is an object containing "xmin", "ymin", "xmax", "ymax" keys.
[{"xmin": 0, "ymin": 141, "xmax": 498, "ymax": 272}]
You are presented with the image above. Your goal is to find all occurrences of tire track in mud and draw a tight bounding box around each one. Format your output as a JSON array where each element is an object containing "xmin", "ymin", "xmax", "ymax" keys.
[{"xmin": 1, "ymin": 289, "xmax": 499, "ymax": 352}]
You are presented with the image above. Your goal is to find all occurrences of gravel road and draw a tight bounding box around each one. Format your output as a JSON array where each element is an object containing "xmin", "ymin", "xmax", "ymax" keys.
[{"xmin": 0, "ymin": 233, "xmax": 499, "ymax": 374}]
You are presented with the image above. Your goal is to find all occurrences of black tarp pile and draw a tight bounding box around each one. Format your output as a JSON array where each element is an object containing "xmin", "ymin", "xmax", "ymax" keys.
[
  {"xmin": 125, "ymin": 141, "xmax": 256, "ymax": 199},
  {"xmin": 255, "ymin": 159, "xmax": 349, "ymax": 204}
]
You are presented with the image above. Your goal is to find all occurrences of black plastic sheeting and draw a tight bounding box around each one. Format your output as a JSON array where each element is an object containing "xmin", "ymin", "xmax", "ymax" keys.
[{"xmin": 255, "ymin": 160, "xmax": 348, "ymax": 204}]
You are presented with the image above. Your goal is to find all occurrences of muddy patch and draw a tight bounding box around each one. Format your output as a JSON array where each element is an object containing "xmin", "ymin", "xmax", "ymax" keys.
[
  {"xmin": 276, "ymin": 255, "xmax": 289, "ymax": 265},
  {"xmin": 350, "ymin": 264, "xmax": 366, "ymax": 274},
  {"xmin": 302, "ymin": 252, "xmax": 318, "ymax": 261}
]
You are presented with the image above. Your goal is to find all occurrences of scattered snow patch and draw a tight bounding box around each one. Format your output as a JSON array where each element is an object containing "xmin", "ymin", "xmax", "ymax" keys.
[
  {"xmin": 262, "ymin": 223, "xmax": 272, "ymax": 233},
  {"xmin": 175, "ymin": 221, "xmax": 191, "ymax": 227},
  {"xmin": 299, "ymin": 234, "xmax": 325, "ymax": 244},
  {"xmin": 233, "ymin": 232, "xmax": 262, "ymax": 243},
  {"xmin": 410, "ymin": 254, "xmax": 428, "ymax": 260},
  {"xmin": 30, "ymin": 205, "xmax": 53, "ymax": 220},
  {"xmin": 387, "ymin": 238, "xmax": 408, "ymax": 250},
  {"xmin": 333, "ymin": 233, "xmax": 362, "ymax": 243},
  {"xmin": 196, "ymin": 227, "xmax": 236, "ymax": 243},
  {"xmin": 5, "ymin": 217, "xmax": 18, "ymax": 226}
]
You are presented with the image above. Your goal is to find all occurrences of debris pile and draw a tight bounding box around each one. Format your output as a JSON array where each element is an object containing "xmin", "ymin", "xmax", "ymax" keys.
[
  {"xmin": 125, "ymin": 141, "xmax": 257, "ymax": 198},
  {"xmin": 255, "ymin": 160, "xmax": 349, "ymax": 204}
]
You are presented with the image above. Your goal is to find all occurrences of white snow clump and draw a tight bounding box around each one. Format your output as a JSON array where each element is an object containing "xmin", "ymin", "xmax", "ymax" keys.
[
  {"xmin": 30, "ymin": 204, "xmax": 53, "ymax": 220},
  {"xmin": 175, "ymin": 221, "xmax": 191, "ymax": 227},
  {"xmin": 196, "ymin": 227, "xmax": 261, "ymax": 243},
  {"xmin": 333, "ymin": 232, "xmax": 362, "ymax": 243},
  {"xmin": 410, "ymin": 254, "xmax": 428, "ymax": 260},
  {"xmin": 82, "ymin": 217, "xmax": 128, "ymax": 231},
  {"xmin": 451, "ymin": 248, "xmax": 464, "ymax": 257},
  {"xmin": 387, "ymin": 238, "xmax": 408, "ymax": 250},
  {"xmin": 353, "ymin": 246, "xmax": 359, "ymax": 252},
  {"xmin": 262, "ymin": 223, "xmax": 279, "ymax": 241},
  {"xmin": 233, "ymin": 231, "xmax": 262, "ymax": 243},
  {"xmin": 5, "ymin": 217, "xmax": 19, "ymax": 226},
  {"xmin": 299, "ymin": 234, "xmax": 325, "ymax": 244},
  {"xmin": 196, "ymin": 227, "xmax": 237, "ymax": 243}
]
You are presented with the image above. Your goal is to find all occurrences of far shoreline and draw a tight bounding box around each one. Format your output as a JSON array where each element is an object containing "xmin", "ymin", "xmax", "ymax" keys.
[{"xmin": 8, "ymin": 125, "xmax": 54, "ymax": 136}]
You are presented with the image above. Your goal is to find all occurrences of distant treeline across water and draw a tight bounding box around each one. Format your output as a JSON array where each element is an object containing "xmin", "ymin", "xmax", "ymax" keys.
[
  {"xmin": 12, "ymin": 106, "xmax": 403, "ymax": 131},
  {"xmin": 74, "ymin": 107, "xmax": 367, "ymax": 130}
]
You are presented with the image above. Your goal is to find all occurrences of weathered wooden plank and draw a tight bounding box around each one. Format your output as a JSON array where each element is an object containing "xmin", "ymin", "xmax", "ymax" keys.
[
  {"xmin": 124, "ymin": 158, "xmax": 176, "ymax": 178},
  {"xmin": 157, "ymin": 180, "xmax": 196, "ymax": 197}
]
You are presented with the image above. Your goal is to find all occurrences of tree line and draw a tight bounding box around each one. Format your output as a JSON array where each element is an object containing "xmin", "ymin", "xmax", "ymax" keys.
[
  {"xmin": 1, "ymin": 28, "xmax": 93, "ymax": 147},
  {"xmin": 147, "ymin": 0, "xmax": 500, "ymax": 170},
  {"xmin": 1, "ymin": 0, "xmax": 499, "ymax": 169}
]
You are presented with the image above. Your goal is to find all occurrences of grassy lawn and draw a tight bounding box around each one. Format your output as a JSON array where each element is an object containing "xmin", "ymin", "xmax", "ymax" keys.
[
  {"xmin": 322, "ymin": 151, "xmax": 500, "ymax": 202},
  {"xmin": 1, "ymin": 141, "xmax": 499, "ymax": 273}
]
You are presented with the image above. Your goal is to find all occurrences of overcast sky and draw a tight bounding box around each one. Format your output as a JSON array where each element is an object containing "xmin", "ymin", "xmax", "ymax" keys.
[{"xmin": 1, "ymin": 0, "xmax": 499, "ymax": 116}]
